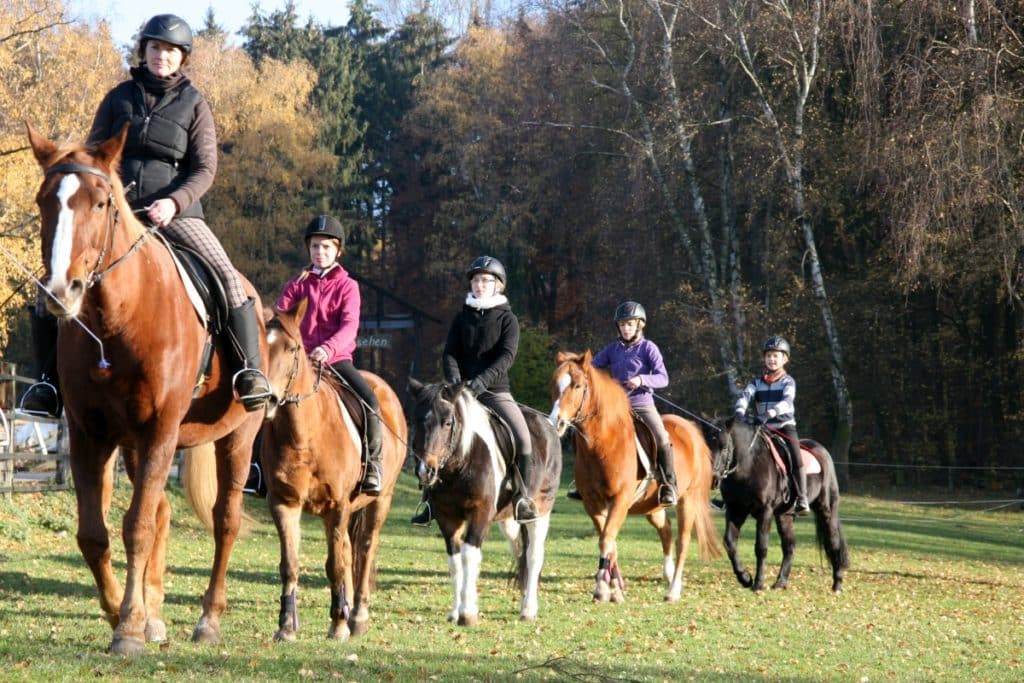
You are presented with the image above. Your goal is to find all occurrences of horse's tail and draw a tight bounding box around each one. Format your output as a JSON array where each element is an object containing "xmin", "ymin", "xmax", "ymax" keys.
[
  {"xmin": 349, "ymin": 508, "xmax": 379, "ymax": 592},
  {"xmin": 181, "ymin": 442, "xmax": 217, "ymax": 531},
  {"xmin": 813, "ymin": 446, "xmax": 850, "ymax": 571},
  {"xmin": 181, "ymin": 442, "xmax": 254, "ymax": 534},
  {"xmin": 514, "ymin": 522, "xmax": 530, "ymax": 591},
  {"xmin": 673, "ymin": 416, "xmax": 722, "ymax": 561}
]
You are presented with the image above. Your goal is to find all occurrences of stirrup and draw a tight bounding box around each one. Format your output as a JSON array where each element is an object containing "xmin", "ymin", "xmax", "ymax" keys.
[
  {"xmin": 19, "ymin": 381, "xmax": 60, "ymax": 418},
  {"xmin": 658, "ymin": 484, "xmax": 677, "ymax": 507},
  {"xmin": 232, "ymin": 368, "xmax": 272, "ymax": 410},
  {"xmin": 514, "ymin": 496, "xmax": 538, "ymax": 523},
  {"xmin": 793, "ymin": 497, "xmax": 811, "ymax": 516},
  {"xmin": 410, "ymin": 501, "xmax": 432, "ymax": 526},
  {"xmin": 360, "ymin": 461, "xmax": 383, "ymax": 496}
]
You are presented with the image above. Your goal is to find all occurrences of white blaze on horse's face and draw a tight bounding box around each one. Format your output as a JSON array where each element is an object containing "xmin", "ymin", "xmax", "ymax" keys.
[
  {"xmin": 47, "ymin": 174, "xmax": 81, "ymax": 301},
  {"xmin": 548, "ymin": 372, "xmax": 572, "ymax": 435}
]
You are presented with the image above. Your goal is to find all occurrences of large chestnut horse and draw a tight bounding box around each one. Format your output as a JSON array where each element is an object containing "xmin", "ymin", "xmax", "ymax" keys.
[
  {"xmin": 258, "ymin": 303, "xmax": 407, "ymax": 641},
  {"xmin": 26, "ymin": 124, "xmax": 264, "ymax": 655},
  {"xmin": 549, "ymin": 351, "xmax": 719, "ymax": 602}
]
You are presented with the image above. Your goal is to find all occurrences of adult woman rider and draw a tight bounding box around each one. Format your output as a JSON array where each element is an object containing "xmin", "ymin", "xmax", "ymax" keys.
[{"xmin": 21, "ymin": 14, "xmax": 270, "ymax": 415}]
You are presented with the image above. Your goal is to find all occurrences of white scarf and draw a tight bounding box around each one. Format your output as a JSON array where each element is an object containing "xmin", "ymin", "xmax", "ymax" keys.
[{"xmin": 465, "ymin": 292, "xmax": 508, "ymax": 310}]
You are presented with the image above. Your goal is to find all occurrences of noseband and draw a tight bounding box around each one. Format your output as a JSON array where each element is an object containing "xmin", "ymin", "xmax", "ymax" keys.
[{"xmin": 43, "ymin": 162, "xmax": 148, "ymax": 287}]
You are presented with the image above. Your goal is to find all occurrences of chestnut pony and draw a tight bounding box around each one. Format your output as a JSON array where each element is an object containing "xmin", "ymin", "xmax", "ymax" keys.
[
  {"xmin": 259, "ymin": 302, "xmax": 407, "ymax": 641},
  {"xmin": 25, "ymin": 124, "xmax": 264, "ymax": 655},
  {"xmin": 550, "ymin": 351, "xmax": 719, "ymax": 602}
]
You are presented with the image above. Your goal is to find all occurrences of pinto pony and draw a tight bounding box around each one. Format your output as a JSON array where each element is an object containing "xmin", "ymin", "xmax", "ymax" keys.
[
  {"xmin": 407, "ymin": 379, "xmax": 562, "ymax": 624},
  {"xmin": 701, "ymin": 417, "xmax": 849, "ymax": 592},
  {"xmin": 25, "ymin": 124, "xmax": 264, "ymax": 655},
  {"xmin": 549, "ymin": 351, "xmax": 719, "ymax": 602},
  {"xmin": 259, "ymin": 303, "xmax": 407, "ymax": 641}
]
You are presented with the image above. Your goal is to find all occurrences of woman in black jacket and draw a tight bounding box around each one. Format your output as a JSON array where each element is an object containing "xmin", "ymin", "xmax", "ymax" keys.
[
  {"xmin": 412, "ymin": 255, "xmax": 538, "ymax": 524},
  {"xmin": 22, "ymin": 14, "xmax": 269, "ymax": 416}
]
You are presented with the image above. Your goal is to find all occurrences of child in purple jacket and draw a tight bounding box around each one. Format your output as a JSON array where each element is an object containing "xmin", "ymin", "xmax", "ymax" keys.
[
  {"xmin": 275, "ymin": 215, "xmax": 383, "ymax": 495},
  {"xmin": 591, "ymin": 301, "xmax": 677, "ymax": 506}
]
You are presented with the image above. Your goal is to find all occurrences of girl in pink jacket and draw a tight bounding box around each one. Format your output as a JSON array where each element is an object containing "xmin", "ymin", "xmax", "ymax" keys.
[{"xmin": 275, "ymin": 215, "xmax": 383, "ymax": 494}]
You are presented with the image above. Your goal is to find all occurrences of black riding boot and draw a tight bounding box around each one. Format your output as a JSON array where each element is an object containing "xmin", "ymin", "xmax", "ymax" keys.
[
  {"xmin": 21, "ymin": 307, "xmax": 62, "ymax": 417},
  {"xmin": 657, "ymin": 442, "xmax": 678, "ymax": 506},
  {"xmin": 360, "ymin": 414, "xmax": 384, "ymax": 495},
  {"xmin": 410, "ymin": 490, "xmax": 432, "ymax": 526},
  {"xmin": 514, "ymin": 451, "xmax": 538, "ymax": 522},
  {"xmin": 226, "ymin": 297, "xmax": 271, "ymax": 411},
  {"xmin": 790, "ymin": 444, "xmax": 810, "ymax": 516}
]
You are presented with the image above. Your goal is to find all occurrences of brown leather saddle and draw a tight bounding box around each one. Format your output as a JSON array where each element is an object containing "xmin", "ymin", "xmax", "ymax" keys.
[{"xmin": 325, "ymin": 373, "xmax": 371, "ymax": 462}]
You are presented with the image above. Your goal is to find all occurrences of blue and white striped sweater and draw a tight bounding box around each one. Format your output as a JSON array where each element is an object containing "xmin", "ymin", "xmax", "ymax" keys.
[{"xmin": 734, "ymin": 372, "xmax": 796, "ymax": 427}]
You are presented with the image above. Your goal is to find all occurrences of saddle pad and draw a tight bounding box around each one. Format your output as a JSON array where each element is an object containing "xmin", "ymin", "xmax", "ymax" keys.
[{"xmin": 800, "ymin": 446, "xmax": 822, "ymax": 475}]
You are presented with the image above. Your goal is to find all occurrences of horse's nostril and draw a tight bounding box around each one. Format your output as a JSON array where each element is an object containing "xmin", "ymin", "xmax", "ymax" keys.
[{"xmin": 68, "ymin": 278, "xmax": 85, "ymax": 297}]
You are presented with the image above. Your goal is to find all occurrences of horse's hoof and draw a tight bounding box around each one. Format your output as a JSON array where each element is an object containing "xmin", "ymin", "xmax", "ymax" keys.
[
  {"xmin": 610, "ymin": 588, "xmax": 625, "ymax": 604},
  {"xmin": 144, "ymin": 619, "xmax": 167, "ymax": 643},
  {"xmin": 273, "ymin": 629, "xmax": 297, "ymax": 643},
  {"xmin": 110, "ymin": 635, "xmax": 146, "ymax": 657},
  {"xmin": 348, "ymin": 619, "xmax": 370, "ymax": 637},
  {"xmin": 327, "ymin": 623, "xmax": 351, "ymax": 641},
  {"xmin": 458, "ymin": 613, "xmax": 481, "ymax": 627},
  {"xmin": 191, "ymin": 623, "xmax": 221, "ymax": 645},
  {"xmin": 738, "ymin": 573, "xmax": 753, "ymax": 588},
  {"xmin": 664, "ymin": 592, "xmax": 680, "ymax": 603},
  {"xmin": 832, "ymin": 583, "xmax": 843, "ymax": 594},
  {"xmin": 771, "ymin": 582, "xmax": 788, "ymax": 590},
  {"xmin": 519, "ymin": 612, "xmax": 538, "ymax": 622}
]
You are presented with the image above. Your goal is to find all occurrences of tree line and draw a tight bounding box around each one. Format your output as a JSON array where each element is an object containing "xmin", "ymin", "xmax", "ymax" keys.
[{"xmin": 2, "ymin": 0, "xmax": 1022, "ymax": 488}]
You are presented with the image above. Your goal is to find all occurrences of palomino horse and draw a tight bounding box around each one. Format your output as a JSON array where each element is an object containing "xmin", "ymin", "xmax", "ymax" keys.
[
  {"xmin": 407, "ymin": 379, "xmax": 562, "ymax": 624},
  {"xmin": 549, "ymin": 351, "xmax": 720, "ymax": 602},
  {"xmin": 258, "ymin": 302, "xmax": 407, "ymax": 641},
  {"xmin": 26, "ymin": 124, "xmax": 264, "ymax": 655},
  {"xmin": 701, "ymin": 417, "xmax": 849, "ymax": 592}
]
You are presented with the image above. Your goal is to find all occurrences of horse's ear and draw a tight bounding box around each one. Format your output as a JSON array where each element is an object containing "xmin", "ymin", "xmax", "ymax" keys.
[
  {"xmin": 582, "ymin": 349, "xmax": 593, "ymax": 366},
  {"xmin": 407, "ymin": 377, "xmax": 424, "ymax": 397},
  {"xmin": 261, "ymin": 305, "xmax": 274, "ymax": 323},
  {"xmin": 94, "ymin": 123, "xmax": 129, "ymax": 173},
  {"xmin": 25, "ymin": 122, "xmax": 58, "ymax": 166},
  {"xmin": 554, "ymin": 351, "xmax": 572, "ymax": 364}
]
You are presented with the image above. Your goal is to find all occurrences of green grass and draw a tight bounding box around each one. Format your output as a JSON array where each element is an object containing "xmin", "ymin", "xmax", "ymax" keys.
[{"xmin": 0, "ymin": 476, "xmax": 1022, "ymax": 681}]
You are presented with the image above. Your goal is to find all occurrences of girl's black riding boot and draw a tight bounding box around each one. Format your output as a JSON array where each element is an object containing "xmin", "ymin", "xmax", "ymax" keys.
[
  {"xmin": 657, "ymin": 442, "xmax": 678, "ymax": 506},
  {"xmin": 21, "ymin": 306, "xmax": 62, "ymax": 417},
  {"xmin": 226, "ymin": 297, "xmax": 271, "ymax": 411},
  {"xmin": 360, "ymin": 415, "xmax": 384, "ymax": 495}
]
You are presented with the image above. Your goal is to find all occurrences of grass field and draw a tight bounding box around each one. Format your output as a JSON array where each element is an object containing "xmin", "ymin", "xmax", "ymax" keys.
[{"xmin": 0, "ymin": 473, "xmax": 1022, "ymax": 682}]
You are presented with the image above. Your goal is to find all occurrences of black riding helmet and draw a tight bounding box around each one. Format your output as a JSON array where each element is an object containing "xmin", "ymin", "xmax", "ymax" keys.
[
  {"xmin": 140, "ymin": 14, "xmax": 193, "ymax": 54},
  {"xmin": 304, "ymin": 215, "xmax": 345, "ymax": 251},
  {"xmin": 466, "ymin": 255, "xmax": 506, "ymax": 286},
  {"xmin": 614, "ymin": 301, "xmax": 647, "ymax": 323},
  {"xmin": 763, "ymin": 335, "xmax": 791, "ymax": 358}
]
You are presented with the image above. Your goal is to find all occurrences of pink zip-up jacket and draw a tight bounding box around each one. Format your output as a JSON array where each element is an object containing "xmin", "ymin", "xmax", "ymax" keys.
[{"xmin": 275, "ymin": 263, "xmax": 361, "ymax": 364}]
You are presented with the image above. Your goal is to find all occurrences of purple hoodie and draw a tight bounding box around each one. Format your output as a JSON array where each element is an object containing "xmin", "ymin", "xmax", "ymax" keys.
[{"xmin": 591, "ymin": 337, "xmax": 669, "ymax": 408}]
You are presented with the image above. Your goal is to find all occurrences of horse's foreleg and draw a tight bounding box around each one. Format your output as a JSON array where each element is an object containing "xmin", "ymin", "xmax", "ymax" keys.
[
  {"xmin": 665, "ymin": 500, "xmax": 694, "ymax": 602},
  {"xmin": 325, "ymin": 509, "xmax": 354, "ymax": 641},
  {"xmin": 723, "ymin": 513, "xmax": 752, "ymax": 588},
  {"xmin": 121, "ymin": 446, "xmax": 169, "ymax": 643},
  {"xmin": 751, "ymin": 513, "xmax": 773, "ymax": 592},
  {"xmin": 70, "ymin": 430, "xmax": 121, "ymax": 628},
  {"xmin": 772, "ymin": 514, "xmax": 797, "ymax": 590},
  {"xmin": 112, "ymin": 437, "xmax": 177, "ymax": 656},
  {"xmin": 270, "ymin": 499, "xmax": 302, "ymax": 642},
  {"xmin": 457, "ymin": 543, "xmax": 483, "ymax": 626},
  {"xmin": 596, "ymin": 498, "xmax": 629, "ymax": 603},
  {"xmin": 192, "ymin": 430, "xmax": 252, "ymax": 646},
  {"xmin": 442, "ymin": 532, "xmax": 465, "ymax": 623}
]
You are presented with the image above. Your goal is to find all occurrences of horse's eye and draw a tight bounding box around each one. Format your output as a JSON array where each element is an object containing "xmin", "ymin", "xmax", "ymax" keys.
[{"xmin": 94, "ymin": 200, "xmax": 106, "ymax": 212}]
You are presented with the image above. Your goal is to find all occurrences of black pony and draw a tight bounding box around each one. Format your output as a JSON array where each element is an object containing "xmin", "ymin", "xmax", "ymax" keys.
[
  {"xmin": 407, "ymin": 379, "xmax": 562, "ymax": 624},
  {"xmin": 702, "ymin": 417, "xmax": 849, "ymax": 592}
]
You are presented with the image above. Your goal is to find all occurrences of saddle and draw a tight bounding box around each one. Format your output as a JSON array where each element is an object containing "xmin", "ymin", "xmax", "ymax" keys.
[
  {"xmin": 325, "ymin": 371, "xmax": 373, "ymax": 466},
  {"xmin": 762, "ymin": 432, "xmax": 822, "ymax": 478},
  {"xmin": 152, "ymin": 230, "xmax": 230, "ymax": 333},
  {"xmin": 481, "ymin": 402, "xmax": 537, "ymax": 495},
  {"xmin": 631, "ymin": 415, "xmax": 658, "ymax": 478}
]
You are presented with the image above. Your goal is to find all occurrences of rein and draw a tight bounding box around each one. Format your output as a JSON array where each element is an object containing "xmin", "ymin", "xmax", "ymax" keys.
[{"xmin": 275, "ymin": 342, "xmax": 324, "ymax": 405}]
